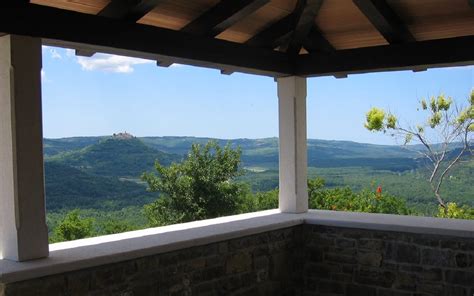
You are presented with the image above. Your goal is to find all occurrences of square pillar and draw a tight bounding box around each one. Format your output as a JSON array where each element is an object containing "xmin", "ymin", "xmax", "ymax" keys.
[
  {"xmin": 277, "ymin": 76, "xmax": 308, "ymax": 213},
  {"xmin": 0, "ymin": 35, "xmax": 49, "ymax": 261}
]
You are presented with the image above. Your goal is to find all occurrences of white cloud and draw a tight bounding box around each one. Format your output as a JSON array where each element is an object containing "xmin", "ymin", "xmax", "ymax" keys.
[
  {"xmin": 77, "ymin": 54, "xmax": 153, "ymax": 73},
  {"xmin": 65, "ymin": 49, "xmax": 75, "ymax": 57},
  {"xmin": 41, "ymin": 69, "xmax": 45, "ymax": 79},
  {"xmin": 50, "ymin": 48, "xmax": 62, "ymax": 59},
  {"xmin": 170, "ymin": 63, "xmax": 184, "ymax": 68}
]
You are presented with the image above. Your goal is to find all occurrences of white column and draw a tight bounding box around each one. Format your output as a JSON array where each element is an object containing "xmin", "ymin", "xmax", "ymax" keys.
[
  {"xmin": 0, "ymin": 35, "xmax": 49, "ymax": 261},
  {"xmin": 277, "ymin": 76, "xmax": 308, "ymax": 213}
]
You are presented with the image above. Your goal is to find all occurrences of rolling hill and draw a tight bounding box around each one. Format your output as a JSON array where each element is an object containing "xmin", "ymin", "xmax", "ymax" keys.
[
  {"xmin": 44, "ymin": 161, "xmax": 155, "ymax": 211},
  {"xmin": 43, "ymin": 135, "xmax": 472, "ymax": 212},
  {"xmin": 47, "ymin": 136, "xmax": 182, "ymax": 178}
]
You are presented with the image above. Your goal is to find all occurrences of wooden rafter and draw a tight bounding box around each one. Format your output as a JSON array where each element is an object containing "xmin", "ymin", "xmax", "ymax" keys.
[
  {"xmin": 98, "ymin": 0, "xmax": 163, "ymax": 22},
  {"xmin": 0, "ymin": 3, "xmax": 292, "ymax": 77},
  {"xmin": 181, "ymin": 0, "xmax": 269, "ymax": 38},
  {"xmin": 296, "ymin": 35, "xmax": 474, "ymax": 76},
  {"xmin": 302, "ymin": 27, "xmax": 334, "ymax": 54},
  {"xmin": 282, "ymin": 0, "xmax": 324, "ymax": 56},
  {"xmin": 353, "ymin": 0, "xmax": 415, "ymax": 44}
]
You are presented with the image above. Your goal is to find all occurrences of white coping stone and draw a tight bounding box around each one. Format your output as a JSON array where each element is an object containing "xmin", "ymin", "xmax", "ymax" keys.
[
  {"xmin": 305, "ymin": 210, "xmax": 474, "ymax": 238},
  {"xmin": 1, "ymin": 210, "xmax": 473, "ymax": 284},
  {"xmin": 0, "ymin": 210, "xmax": 303, "ymax": 283}
]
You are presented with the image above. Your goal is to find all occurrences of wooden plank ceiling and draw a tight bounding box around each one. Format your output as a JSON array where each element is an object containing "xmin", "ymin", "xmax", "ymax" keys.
[{"xmin": 2, "ymin": 0, "xmax": 474, "ymax": 76}]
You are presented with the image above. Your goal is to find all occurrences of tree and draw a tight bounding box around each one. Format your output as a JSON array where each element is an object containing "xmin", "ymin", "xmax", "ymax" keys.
[
  {"xmin": 51, "ymin": 209, "xmax": 94, "ymax": 242},
  {"xmin": 142, "ymin": 141, "xmax": 246, "ymax": 226},
  {"xmin": 365, "ymin": 90, "xmax": 473, "ymax": 210}
]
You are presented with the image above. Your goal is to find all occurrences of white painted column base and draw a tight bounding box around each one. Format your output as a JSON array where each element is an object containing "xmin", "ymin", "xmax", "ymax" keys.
[
  {"xmin": 0, "ymin": 35, "xmax": 49, "ymax": 261},
  {"xmin": 277, "ymin": 76, "xmax": 308, "ymax": 213}
]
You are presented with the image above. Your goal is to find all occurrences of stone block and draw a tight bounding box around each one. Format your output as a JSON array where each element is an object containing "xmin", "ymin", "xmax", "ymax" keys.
[
  {"xmin": 445, "ymin": 270, "xmax": 474, "ymax": 286},
  {"xmin": 225, "ymin": 253, "xmax": 252, "ymax": 274},
  {"xmin": 355, "ymin": 267, "xmax": 396, "ymax": 288},
  {"xmin": 357, "ymin": 252, "xmax": 382, "ymax": 267},
  {"xmin": 421, "ymin": 248, "xmax": 455, "ymax": 267},
  {"xmin": 345, "ymin": 284, "xmax": 376, "ymax": 296}
]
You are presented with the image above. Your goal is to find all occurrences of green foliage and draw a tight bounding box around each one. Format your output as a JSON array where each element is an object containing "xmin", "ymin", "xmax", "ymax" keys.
[
  {"xmin": 100, "ymin": 219, "xmax": 136, "ymax": 235},
  {"xmin": 386, "ymin": 114, "xmax": 397, "ymax": 129},
  {"xmin": 48, "ymin": 137, "xmax": 180, "ymax": 178},
  {"xmin": 142, "ymin": 141, "xmax": 246, "ymax": 226},
  {"xmin": 365, "ymin": 108, "xmax": 386, "ymax": 131},
  {"xmin": 436, "ymin": 202, "xmax": 474, "ymax": 220},
  {"xmin": 239, "ymin": 189, "xmax": 279, "ymax": 213},
  {"xmin": 51, "ymin": 210, "xmax": 94, "ymax": 243},
  {"xmin": 308, "ymin": 179, "xmax": 412, "ymax": 215},
  {"xmin": 44, "ymin": 161, "xmax": 154, "ymax": 211}
]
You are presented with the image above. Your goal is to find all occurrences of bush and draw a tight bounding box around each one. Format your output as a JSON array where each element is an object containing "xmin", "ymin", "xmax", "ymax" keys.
[
  {"xmin": 239, "ymin": 189, "xmax": 278, "ymax": 213},
  {"xmin": 50, "ymin": 209, "xmax": 94, "ymax": 243},
  {"xmin": 436, "ymin": 202, "xmax": 474, "ymax": 220},
  {"xmin": 308, "ymin": 179, "xmax": 412, "ymax": 215}
]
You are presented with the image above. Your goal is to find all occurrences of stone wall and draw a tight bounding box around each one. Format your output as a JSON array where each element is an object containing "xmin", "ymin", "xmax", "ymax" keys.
[
  {"xmin": 302, "ymin": 224, "xmax": 474, "ymax": 296},
  {"xmin": 2, "ymin": 223, "xmax": 474, "ymax": 296},
  {"xmin": 0, "ymin": 227, "xmax": 302, "ymax": 296}
]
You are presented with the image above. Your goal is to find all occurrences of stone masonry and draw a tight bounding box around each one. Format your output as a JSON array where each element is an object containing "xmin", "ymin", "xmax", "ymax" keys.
[
  {"xmin": 1, "ymin": 224, "xmax": 473, "ymax": 296},
  {"xmin": 0, "ymin": 227, "xmax": 301, "ymax": 296},
  {"xmin": 302, "ymin": 225, "xmax": 474, "ymax": 296}
]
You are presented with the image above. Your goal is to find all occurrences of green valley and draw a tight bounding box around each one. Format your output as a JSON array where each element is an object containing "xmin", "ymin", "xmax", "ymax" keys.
[{"xmin": 43, "ymin": 134, "xmax": 473, "ymax": 239}]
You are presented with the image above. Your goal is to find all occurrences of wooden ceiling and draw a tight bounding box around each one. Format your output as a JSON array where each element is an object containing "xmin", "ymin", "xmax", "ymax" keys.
[
  {"xmin": 29, "ymin": 0, "xmax": 474, "ymax": 49},
  {"xmin": 2, "ymin": 0, "xmax": 474, "ymax": 77}
]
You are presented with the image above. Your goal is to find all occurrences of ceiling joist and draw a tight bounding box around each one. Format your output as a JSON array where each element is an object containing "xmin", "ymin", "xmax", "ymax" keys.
[
  {"xmin": 296, "ymin": 35, "xmax": 474, "ymax": 76},
  {"xmin": 0, "ymin": 3, "xmax": 292, "ymax": 77},
  {"xmin": 282, "ymin": 0, "xmax": 324, "ymax": 56},
  {"xmin": 353, "ymin": 0, "xmax": 415, "ymax": 44},
  {"xmin": 98, "ymin": 0, "xmax": 163, "ymax": 22},
  {"xmin": 181, "ymin": 0, "xmax": 270, "ymax": 38},
  {"xmin": 302, "ymin": 27, "xmax": 335, "ymax": 54}
]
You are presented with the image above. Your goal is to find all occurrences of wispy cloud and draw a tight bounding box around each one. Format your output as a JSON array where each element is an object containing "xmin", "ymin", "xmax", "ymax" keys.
[
  {"xmin": 50, "ymin": 48, "xmax": 62, "ymax": 59},
  {"xmin": 77, "ymin": 54, "xmax": 153, "ymax": 73},
  {"xmin": 65, "ymin": 48, "xmax": 75, "ymax": 58}
]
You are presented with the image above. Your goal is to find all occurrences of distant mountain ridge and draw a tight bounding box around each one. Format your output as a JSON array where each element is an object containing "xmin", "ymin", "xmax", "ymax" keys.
[
  {"xmin": 45, "ymin": 136, "xmax": 421, "ymax": 170},
  {"xmin": 47, "ymin": 136, "xmax": 182, "ymax": 178},
  {"xmin": 42, "ymin": 135, "xmax": 473, "ymax": 212}
]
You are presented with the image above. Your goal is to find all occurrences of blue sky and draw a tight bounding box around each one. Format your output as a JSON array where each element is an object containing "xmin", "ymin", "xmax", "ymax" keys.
[{"xmin": 41, "ymin": 46, "xmax": 473, "ymax": 144}]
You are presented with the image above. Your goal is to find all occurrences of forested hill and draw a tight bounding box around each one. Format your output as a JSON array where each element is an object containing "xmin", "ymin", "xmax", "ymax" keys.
[
  {"xmin": 43, "ymin": 135, "xmax": 472, "ymax": 212},
  {"xmin": 45, "ymin": 136, "xmax": 421, "ymax": 171},
  {"xmin": 47, "ymin": 136, "xmax": 182, "ymax": 178}
]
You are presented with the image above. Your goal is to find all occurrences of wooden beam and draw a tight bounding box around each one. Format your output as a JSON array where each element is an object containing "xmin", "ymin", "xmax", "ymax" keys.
[
  {"xmin": 283, "ymin": 0, "xmax": 324, "ymax": 56},
  {"xmin": 181, "ymin": 0, "xmax": 269, "ymax": 38},
  {"xmin": 98, "ymin": 0, "xmax": 163, "ymax": 22},
  {"xmin": 156, "ymin": 60, "xmax": 173, "ymax": 67},
  {"xmin": 353, "ymin": 0, "xmax": 415, "ymax": 44},
  {"xmin": 75, "ymin": 49, "xmax": 95, "ymax": 57},
  {"xmin": 0, "ymin": 3, "xmax": 292, "ymax": 77},
  {"xmin": 302, "ymin": 26, "xmax": 334, "ymax": 54},
  {"xmin": 296, "ymin": 36, "xmax": 474, "ymax": 77}
]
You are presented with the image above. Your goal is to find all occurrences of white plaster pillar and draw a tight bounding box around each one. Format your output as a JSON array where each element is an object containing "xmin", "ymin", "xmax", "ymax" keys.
[
  {"xmin": 277, "ymin": 76, "xmax": 308, "ymax": 213},
  {"xmin": 0, "ymin": 35, "xmax": 49, "ymax": 261}
]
